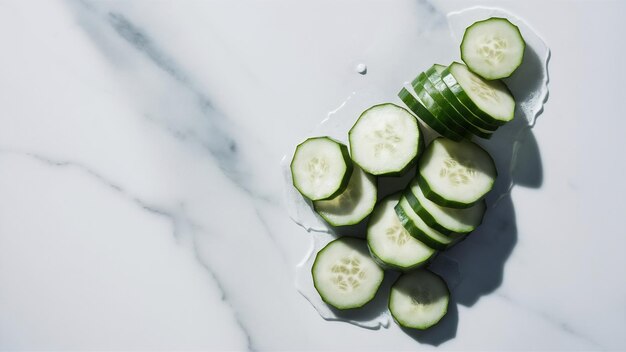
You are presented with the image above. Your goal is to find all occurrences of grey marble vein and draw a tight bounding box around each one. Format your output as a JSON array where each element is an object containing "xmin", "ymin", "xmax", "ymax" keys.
[
  {"xmin": 415, "ymin": 0, "xmax": 447, "ymax": 27},
  {"xmin": 107, "ymin": 12, "xmax": 190, "ymax": 85},
  {"xmin": 189, "ymin": 234, "xmax": 256, "ymax": 351},
  {"xmin": 496, "ymin": 292, "xmax": 605, "ymax": 349},
  {"xmin": 67, "ymin": 0, "xmax": 276, "ymax": 205},
  {"xmin": 0, "ymin": 148, "xmax": 256, "ymax": 351}
]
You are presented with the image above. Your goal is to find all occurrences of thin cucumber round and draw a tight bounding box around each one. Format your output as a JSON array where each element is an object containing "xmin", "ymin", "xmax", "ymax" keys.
[
  {"xmin": 314, "ymin": 166, "xmax": 377, "ymax": 227},
  {"xmin": 395, "ymin": 197, "xmax": 463, "ymax": 251},
  {"xmin": 366, "ymin": 193, "xmax": 436, "ymax": 271},
  {"xmin": 312, "ymin": 237, "xmax": 384, "ymax": 310},
  {"xmin": 419, "ymin": 70, "xmax": 495, "ymax": 139},
  {"xmin": 349, "ymin": 103, "xmax": 423, "ymax": 176},
  {"xmin": 414, "ymin": 73, "xmax": 492, "ymax": 140},
  {"xmin": 291, "ymin": 137, "xmax": 353, "ymax": 201},
  {"xmin": 405, "ymin": 179, "xmax": 486, "ymax": 235},
  {"xmin": 441, "ymin": 62, "xmax": 515, "ymax": 125},
  {"xmin": 398, "ymin": 87, "xmax": 464, "ymax": 141},
  {"xmin": 389, "ymin": 269, "xmax": 450, "ymax": 330},
  {"xmin": 412, "ymin": 74, "xmax": 474, "ymax": 139},
  {"xmin": 461, "ymin": 17, "xmax": 526, "ymax": 80},
  {"xmin": 426, "ymin": 64, "xmax": 499, "ymax": 131},
  {"xmin": 418, "ymin": 138, "xmax": 497, "ymax": 208}
]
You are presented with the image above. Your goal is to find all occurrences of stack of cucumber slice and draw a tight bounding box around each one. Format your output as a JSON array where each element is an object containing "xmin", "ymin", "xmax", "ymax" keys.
[
  {"xmin": 290, "ymin": 17, "xmax": 526, "ymax": 331},
  {"xmin": 399, "ymin": 61, "xmax": 516, "ymax": 140}
]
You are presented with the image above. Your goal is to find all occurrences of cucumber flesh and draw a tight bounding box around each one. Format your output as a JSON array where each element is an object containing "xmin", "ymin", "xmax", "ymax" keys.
[
  {"xmin": 398, "ymin": 87, "xmax": 464, "ymax": 141},
  {"xmin": 461, "ymin": 17, "xmax": 526, "ymax": 80},
  {"xmin": 426, "ymin": 64, "xmax": 499, "ymax": 131},
  {"xmin": 314, "ymin": 166, "xmax": 377, "ymax": 226},
  {"xmin": 389, "ymin": 269, "xmax": 450, "ymax": 330},
  {"xmin": 312, "ymin": 237, "xmax": 384, "ymax": 310},
  {"xmin": 406, "ymin": 179, "xmax": 485, "ymax": 235},
  {"xmin": 447, "ymin": 62, "xmax": 515, "ymax": 123},
  {"xmin": 395, "ymin": 197, "xmax": 463, "ymax": 250},
  {"xmin": 366, "ymin": 194, "xmax": 436, "ymax": 271},
  {"xmin": 291, "ymin": 137, "xmax": 353, "ymax": 201},
  {"xmin": 418, "ymin": 138, "xmax": 497, "ymax": 208},
  {"xmin": 349, "ymin": 103, "xmax": 423, "ymax": 176}
]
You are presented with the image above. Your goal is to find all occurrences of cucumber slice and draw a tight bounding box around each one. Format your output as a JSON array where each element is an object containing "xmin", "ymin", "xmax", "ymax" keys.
[
  {"xmin": 414, "ymin": 73, "xmax": 493, "ymax": 140},
  {"xmin": 418, "ymin": 138, "xmax": 497, "ymax": 208},
  {"xmin": 312, "ymin": 237, "xmax": 384, "ymax": 310},
  {"xmin": 418, "ymin": 71, "xmax": 494, "ymax": 139},
  {"xmin": 349, "ymin": 103, "xmax": 423, "ymax": 176},
  {"xmin": 395, "ymin": 197, "xmax": 463, "ymax": 250},
  {"xmin": 389, "ymin": 269, "xmax": 450, "ymax": 330},
  {"xmin": 366, "ymin": 194, "xmax": 436, "ymax": 271},
  {"xmin": 461, "ymin": 17, "xmax": 526, "ymax": 80},
  {"xmin": 398, "ymin": 87, "xmax": 464, "ymax": 141},
  {"xmin": 411, "ymin": 74, "xmax": 473, "ymax": 139},
  {"xmin": 426, "ymin": 64, "xmax": 499, "ymax": 131},
  {"xmin": 442, "ymin": 62, "xmax": 515, "ymax": 125},
  {"xmin": 314, "ymin": 166, "xmax": 377, "ymax": 226},
  {"xmin": 405, "ymin": 179, "xmax": 486, "ymax": 235},
  {"xmin": 291, "ymin": 137, "xmax": 353, "ymax": 201}
]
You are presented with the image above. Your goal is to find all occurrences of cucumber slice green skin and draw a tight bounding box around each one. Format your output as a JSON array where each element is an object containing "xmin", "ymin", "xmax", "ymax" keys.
[
  {"xmin": 411, "ymin": 75, "xmax": 474, "ymax": 140},
  {"xmin": 461, "ymin": 17, "xmax": 526, "ymax": 80},
  {"xmin": 404, "ymin": 189, "xmax": 462, "ymax": 236},
  {"xmin": 348, "ymin": 103, "xmax": 424, "ymax": 176},
  {"xmin": 290, "ymin": 137, "xmax": 353, "ymax": 201},
  {"xmin": 398, "ymin": 88, "xmax": 464, "ymax": 141},
  {"xmin": 426, "ymin": 65, "xmax": 500, "ymax": 131},
  {"xmin": 313, "ymin": 167, "xmax": 377, "ymax": 227},
  {"xmin": 312, "ymin": 237, "xmax": 384, "ymax": 310},
  {"xmin": 369, "ymin": 249, "xmax": 435, "ymax": 272},
  {"xmin": 418, "ymin": 72, "xmax": 494, "ymax": 139},
  {"xmin": 417, "ymin": 176, "xmax": 474, "ymax": 209},
  {"xmin": 414, "ymin": 73, "xmax": 492, "ymax": 140},
  {"xmin": 366, "ymin": 194, "xmax": 437, "ymax": 271},
  {"xmin": 417, "ymin": 138, "xmax": 497, "ymax": 209},
  {"xmin": 389, "ymin": 270, "xmax": 450, "ymax": 330},
  {"xmin": 394, "ymin": 200, "xmax": 463, "ymax": 251},
  {"xmin": 404, "ymin": 186, "xmax": 485, "ymax": 236},
  {"xmin": 395, "ymin": 204, "xmax": 446, "ymax": 250},
  {"xmin": 441, "ymin": 64, "xmax": 512, "ymax": 126}
]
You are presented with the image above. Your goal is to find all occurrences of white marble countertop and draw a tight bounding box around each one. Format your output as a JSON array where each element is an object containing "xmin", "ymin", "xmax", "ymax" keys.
[{"xmin": 0, "ymin": 0, "xmax": 624, "ymax": 350}]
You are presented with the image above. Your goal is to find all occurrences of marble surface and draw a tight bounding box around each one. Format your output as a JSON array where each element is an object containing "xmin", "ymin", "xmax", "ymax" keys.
[{"xmin": 0, "ymin": 0, "xmax": 624, "ymax": 350}]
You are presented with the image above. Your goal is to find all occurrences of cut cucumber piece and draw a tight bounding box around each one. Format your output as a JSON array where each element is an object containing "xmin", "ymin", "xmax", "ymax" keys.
[
  {"xmin": 405, "ymin": 179, "xmax": 486, "ymax": 235},
  {"xmin": 442, "ymin": 62, "xmax": 515, "ymax": 124},
  {"xmin": 312, "ymin": 237, "xmax": 384, "ymax": 310},
  {"xmin": 291, "ymin": 137, "xmax": 353, "ymax": 201},
  {"xmin": 349, "ymin": 103, "xmax": 423, "ymax": 176},
  {"xmin": 398, "ymin": 87, "xmax": 464, "ymax": 141},
  {"xmin": 366, "ymin": 193, "xmax": 436, "ymax": 271},
  {"xmin": 418, "ymin": 138, "xmax": 497, "ymax": 208},
  {"xmin": 389, "ymin": 269, "xmax": 450, "ymax": 330},
  {"xmin": 395, "ymin": 197, "xmax": 463, "ymax": 250},
  {"xmin": 314, "ymin": 166, "xmax": 377, "ymax": 226},
  {"xmin": 426, "ymin": 64, "xmax": 499, "ymax": 132},
  {"xmin": 461, "ymin": 17, "xmax": 526, "ymax": 80},
  {"xmin": 414, "ymin": 73, "xmax": 493, "ymax": 140},
  {"xmin": 418, "ymin": 71, "xmax": 494, "ymax": 139},
  {"xmin": 412, "ymin": 74, "xmax": 473, "ymax": 140}
]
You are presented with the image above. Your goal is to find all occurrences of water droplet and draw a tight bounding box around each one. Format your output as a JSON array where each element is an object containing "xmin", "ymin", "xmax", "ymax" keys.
[{"xmin": 355, "ymin": 63, "xmax": 367, "ymax": 75}]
